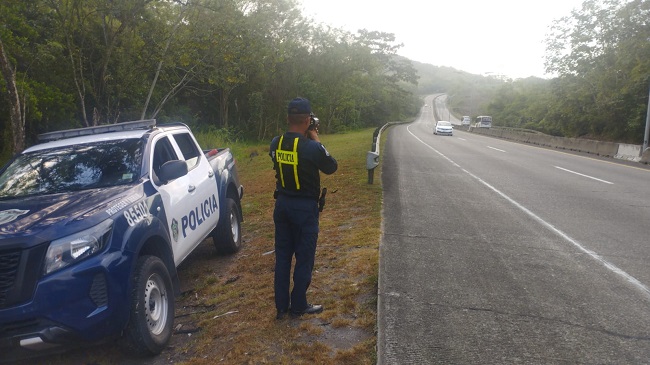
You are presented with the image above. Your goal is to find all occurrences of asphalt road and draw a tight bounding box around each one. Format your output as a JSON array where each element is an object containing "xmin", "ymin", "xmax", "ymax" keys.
[{"xmin": 377, "ymin": 96, "xmax": 650, "ymax": 364}]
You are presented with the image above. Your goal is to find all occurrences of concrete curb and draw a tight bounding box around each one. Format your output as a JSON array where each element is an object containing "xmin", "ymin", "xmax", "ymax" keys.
[{"xmin": 469, "ymin": 127, "xmax": 647, "ymax": 164}]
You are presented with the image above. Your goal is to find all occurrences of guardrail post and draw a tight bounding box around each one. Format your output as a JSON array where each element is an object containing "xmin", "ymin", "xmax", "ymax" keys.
[{"xmin": 366, "ymin": 151, "xmax": 380, "ymax": 184}]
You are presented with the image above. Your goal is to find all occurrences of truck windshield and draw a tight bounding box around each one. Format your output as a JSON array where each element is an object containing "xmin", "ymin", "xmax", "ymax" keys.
[{"xmin": 0, "ymin": 139, "xmax": 143, "ymax": 199}]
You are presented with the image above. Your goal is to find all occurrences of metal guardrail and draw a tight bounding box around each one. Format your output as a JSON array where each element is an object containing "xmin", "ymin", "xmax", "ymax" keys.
[{"xmin": 366, "ymin": 122, "xmax": 398, "ymax": 184}]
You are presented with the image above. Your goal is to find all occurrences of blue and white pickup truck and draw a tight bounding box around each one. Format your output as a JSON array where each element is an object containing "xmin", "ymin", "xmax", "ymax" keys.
[{"xmin": 0, "ymin": 119, "xmax": 243, "ymax": 359}]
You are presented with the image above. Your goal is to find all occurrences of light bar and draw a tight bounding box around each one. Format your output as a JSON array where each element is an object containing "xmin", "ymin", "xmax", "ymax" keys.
[{"xmin": 38, "ymin": 119, "xmax": 157, "ymax": 142}]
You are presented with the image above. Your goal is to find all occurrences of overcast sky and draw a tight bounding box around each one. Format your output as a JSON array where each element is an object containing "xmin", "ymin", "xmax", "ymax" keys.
[{"xmin": 298, "ymin": 0, "xmax": 586, "ymax": 79}]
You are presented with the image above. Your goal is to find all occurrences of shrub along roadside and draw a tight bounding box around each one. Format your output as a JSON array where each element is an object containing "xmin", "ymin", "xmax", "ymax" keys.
[{"xmin": 181, "ymin": 128, "xmax": 384, "ymax": 364}]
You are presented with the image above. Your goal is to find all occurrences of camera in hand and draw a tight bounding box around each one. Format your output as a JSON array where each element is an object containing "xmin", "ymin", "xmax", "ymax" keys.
[{"xmin": 309, "ymin": 112, "xmax": 320, "ymax": 131}]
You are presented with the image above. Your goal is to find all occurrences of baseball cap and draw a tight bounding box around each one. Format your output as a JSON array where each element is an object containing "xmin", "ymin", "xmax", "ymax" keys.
[{"xmin": 287, "ymin": 97, "xmax": 312, "ymax": 115}]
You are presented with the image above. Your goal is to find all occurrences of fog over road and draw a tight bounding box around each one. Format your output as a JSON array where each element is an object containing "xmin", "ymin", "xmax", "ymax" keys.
[{"xmin": 377, "ymin": 95, "xmax": 650, "ymax": 363}]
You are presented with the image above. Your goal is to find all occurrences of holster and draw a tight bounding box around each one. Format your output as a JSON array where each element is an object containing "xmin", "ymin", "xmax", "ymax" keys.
[{"xmin": 318, "ymin": 188, "xmax": 327, "ymax": 212}]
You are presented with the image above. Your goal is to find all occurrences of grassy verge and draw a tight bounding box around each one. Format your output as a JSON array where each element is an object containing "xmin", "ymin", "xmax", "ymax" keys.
[{"xmin": 184, "ymin": 128, "xmax": 383, "ymax": 364}]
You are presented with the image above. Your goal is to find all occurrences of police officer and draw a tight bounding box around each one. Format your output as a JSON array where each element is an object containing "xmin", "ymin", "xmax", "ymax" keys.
[{"xmin": 270, "ymin": 97, "xmax": 338, "ymax": 319}]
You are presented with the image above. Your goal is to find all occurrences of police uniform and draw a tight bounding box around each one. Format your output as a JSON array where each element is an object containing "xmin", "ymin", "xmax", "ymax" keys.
[{"xmin": 270, "ymin": 99, "xmax": 337, "ymax": 318}]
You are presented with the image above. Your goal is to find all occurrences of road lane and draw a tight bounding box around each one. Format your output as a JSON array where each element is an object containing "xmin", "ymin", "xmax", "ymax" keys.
[
  {"xmin": 435, "ymin": 128, "xmax": 650, "ymax": 285},
  {"xmin": 378, "ymin": 103, "xmax": 650, "ymax": 363}
]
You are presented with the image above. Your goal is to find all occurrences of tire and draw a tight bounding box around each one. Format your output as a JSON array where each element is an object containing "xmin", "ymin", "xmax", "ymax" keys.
[
  {"xmin": 213, "ymin": 197, "xmax": 242, "ymax": 255},
  {"xmin": 124, "ymin": 255, "xmax": 174, "ymax": 356}
]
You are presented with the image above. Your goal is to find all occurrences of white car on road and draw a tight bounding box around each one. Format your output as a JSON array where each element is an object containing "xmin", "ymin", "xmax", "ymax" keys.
[{"xmin": 434, "ymin": 120, "xmax": 453, "ymax": 136}]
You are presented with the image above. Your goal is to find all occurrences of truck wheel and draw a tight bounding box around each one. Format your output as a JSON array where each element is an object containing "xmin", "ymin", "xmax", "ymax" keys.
[
  {"xmin": 213, "ymin": 197, "xmax": 242, "ymax": 255},
  {"xmin": 124, "ymin": 255, "xmax": 174, "ymax": 356}
]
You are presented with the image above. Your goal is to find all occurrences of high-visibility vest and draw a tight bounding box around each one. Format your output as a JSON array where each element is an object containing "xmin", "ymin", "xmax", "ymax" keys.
[{"xmin": 275, "ymin": 135, "xmax": 300, "ymax": 190}]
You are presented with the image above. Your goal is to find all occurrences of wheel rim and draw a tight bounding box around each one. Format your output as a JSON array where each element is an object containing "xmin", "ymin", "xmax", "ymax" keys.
[
  {"xmin": 229, "ymin": 210, "xmax": 239, "ymax": 243},
  {"xmin": 144, "ymin": 273, "xmax": 169, "ymax": 336}
]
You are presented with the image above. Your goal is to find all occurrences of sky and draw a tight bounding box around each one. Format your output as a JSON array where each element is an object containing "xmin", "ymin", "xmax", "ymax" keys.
[{"xmin": 298, "ymin": 0, "xmax": 586, "ymax": 79}]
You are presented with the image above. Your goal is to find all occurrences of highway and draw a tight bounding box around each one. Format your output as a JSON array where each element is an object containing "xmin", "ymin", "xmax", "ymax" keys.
[{"xmin": 377, "ymin": 95, "xmax": 650, "ymax": 363}]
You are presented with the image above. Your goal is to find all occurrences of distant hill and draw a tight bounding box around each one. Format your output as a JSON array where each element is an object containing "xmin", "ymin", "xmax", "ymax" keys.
[{"xmin": 402, "ymin": 58, "xmax": 506, "ymax": 118}]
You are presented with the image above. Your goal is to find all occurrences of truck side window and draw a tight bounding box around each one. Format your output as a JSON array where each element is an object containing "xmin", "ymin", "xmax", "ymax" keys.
[
  {"xmin": 152, "ymin": 137, "xmax": 178, "ymax": 183},
  {"xmin": 172, "ymin": 133, "xmax": 201, "ymax": 170}
]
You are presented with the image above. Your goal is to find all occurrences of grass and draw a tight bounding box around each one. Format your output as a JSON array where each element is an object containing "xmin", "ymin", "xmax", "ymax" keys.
[{"xmin": 181, "ymin": 128, "xmax": 384, "ymax": 364}]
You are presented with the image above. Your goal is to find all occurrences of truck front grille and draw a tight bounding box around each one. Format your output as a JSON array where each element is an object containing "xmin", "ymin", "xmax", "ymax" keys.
[
  {"xmin": 0, "ymin": 244, "xmax": 48, "ymax": 309},
  {"xmin": 0, "ymin": 250, "xmax": 21, "ymax": 307}
]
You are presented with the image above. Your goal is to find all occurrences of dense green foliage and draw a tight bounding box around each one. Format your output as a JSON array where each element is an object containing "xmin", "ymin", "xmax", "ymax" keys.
[
  {"xmin": 3, "ymin": 0, "xmax": 649, "ymax": 165},
  {"xmin": 0, "ymin": 0, "xmax": 420, "ymax": 160},
  {"xmin": 483, "ymin": 0, "xmax": 650, "ymax": 143}
]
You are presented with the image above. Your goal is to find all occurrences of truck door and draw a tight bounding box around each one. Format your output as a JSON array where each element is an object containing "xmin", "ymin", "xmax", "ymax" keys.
[{"xmin": 151, "ymin": 133, "xmax": 219, "ymax": 265}]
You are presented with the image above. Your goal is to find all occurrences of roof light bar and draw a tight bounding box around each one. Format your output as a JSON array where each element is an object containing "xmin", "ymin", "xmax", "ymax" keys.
[{"xmin": 38, "ymin": 119, "xmax": 157, "ymax": 142}]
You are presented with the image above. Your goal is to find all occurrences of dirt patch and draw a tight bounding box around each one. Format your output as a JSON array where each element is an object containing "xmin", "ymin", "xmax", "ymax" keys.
[{"xmin": 319, "ymin": 324, "xmax": 373, "ymax": 351}]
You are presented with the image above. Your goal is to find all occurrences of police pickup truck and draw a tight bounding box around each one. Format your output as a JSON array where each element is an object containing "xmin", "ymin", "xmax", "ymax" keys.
[{"xmin": 0, "ymin": 119, "xmax": 244, "ymax": 359}]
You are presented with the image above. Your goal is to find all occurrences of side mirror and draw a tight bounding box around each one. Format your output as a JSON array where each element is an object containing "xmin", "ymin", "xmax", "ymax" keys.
[{"xmin": 159, "ymin": 160, "xmax": 188, "ymax": 184}]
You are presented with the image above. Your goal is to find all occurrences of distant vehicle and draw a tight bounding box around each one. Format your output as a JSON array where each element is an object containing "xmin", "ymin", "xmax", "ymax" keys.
[
  {"xmin": 474, "ymin": 115, "xmax": 492, "ymax": 128},
  {"xmin": 434, "ymin": 120, "xmax": 453, "ymax": 136},
  {"xmin": 461, "ymin": 116, "xmax": 471, "ymax": 126}
]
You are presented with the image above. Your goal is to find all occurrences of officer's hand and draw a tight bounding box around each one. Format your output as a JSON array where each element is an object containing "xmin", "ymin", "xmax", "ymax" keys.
[{"xmin": 306, "ymin": 129, "xmax": 320, "ymax": 142}]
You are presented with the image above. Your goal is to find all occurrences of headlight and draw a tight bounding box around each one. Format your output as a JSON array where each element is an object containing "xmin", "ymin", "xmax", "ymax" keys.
[{"xmin": 44, "ymin": 219, "xmax": 114, "ymax": 275}]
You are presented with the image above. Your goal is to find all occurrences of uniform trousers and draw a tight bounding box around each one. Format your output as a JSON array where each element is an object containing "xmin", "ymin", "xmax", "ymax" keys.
[{"xmin": 273, "ymin": 194, "xmax": 320, "ymax": 312}]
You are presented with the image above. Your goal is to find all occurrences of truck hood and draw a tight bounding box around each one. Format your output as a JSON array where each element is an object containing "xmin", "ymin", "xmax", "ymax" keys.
[{"xmin": 0, "ymin": 185, "xmax": 142, "ymax": 241}]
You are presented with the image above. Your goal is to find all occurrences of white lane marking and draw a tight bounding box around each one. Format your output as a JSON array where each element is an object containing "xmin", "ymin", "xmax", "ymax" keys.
[
  {"xmin": 457, "ymin": 137, "xmax": 467, "ymax": 141},
  {"xmin": 554, "ymin": 166, "xmax": 614, "ymax": 185},
  {"xmin": 406, "ymin": 125, "xmax": 650, "ymax": 300},
  {"xmin": 487, "ymin": 146, "xmax": 506, "ymax": 152}
]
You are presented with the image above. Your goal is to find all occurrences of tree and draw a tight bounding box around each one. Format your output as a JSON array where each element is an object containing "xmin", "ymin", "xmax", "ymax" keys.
[
  {"xmin": 0, "ymin": 36, "xmax": 24, "ymax": 153},
  {"xmin": 1, "ymin": 0, "xmax": 425, "ymax": 154},
  {"xmin": 498, "ymin": 0, "xmax": 650, "ymax": 142},
  {"xmin": 47, "ymin": 0, "xmax": 158, "ymax": 126}
]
